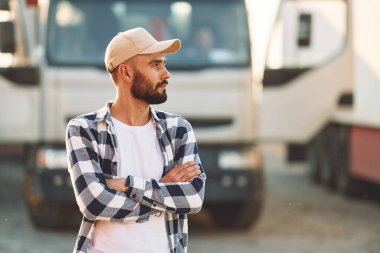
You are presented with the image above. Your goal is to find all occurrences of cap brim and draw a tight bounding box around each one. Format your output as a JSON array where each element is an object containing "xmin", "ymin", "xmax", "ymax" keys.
[{"xmin": 140, "ymin": 39, "xmax": 181, "ymax": 55}]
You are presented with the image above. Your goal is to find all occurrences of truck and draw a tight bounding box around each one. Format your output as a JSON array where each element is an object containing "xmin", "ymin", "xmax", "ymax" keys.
[
  {"xmin": 0, "ymin": 0, "xmax": 264, "ymax": 229},
  {"xmin": 260, "ymin": 0, "xmax": 380, "ymax": 196}
]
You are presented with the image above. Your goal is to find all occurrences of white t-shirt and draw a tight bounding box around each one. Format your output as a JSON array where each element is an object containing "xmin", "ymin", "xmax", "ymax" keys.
[{"xmin": 89, "ymin": 117, "xmax": 169, "ymax": 253}]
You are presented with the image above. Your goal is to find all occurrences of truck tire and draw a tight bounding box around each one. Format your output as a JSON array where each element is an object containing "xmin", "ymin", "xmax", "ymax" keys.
[
  {"xmin": 208, "ymin": 171, "xmax": 264, "ymax": 230},
  {"xmin": 306, "ymin": 134, "xmax": 322, "ymax": 183},
  {"xmin": 307, "ymin": 125, "xmax": 336, "ymax": 187},
  {"xmin": 319, "ymin": 125, "xmax": 338, "ymax": 188},
  {"xmin": 24, "ymin": 172, "xmax": 81, "ymax": 229},
  {"xmin": 27, "ymin": 200, "xmax": 80, "ymax": 230}
]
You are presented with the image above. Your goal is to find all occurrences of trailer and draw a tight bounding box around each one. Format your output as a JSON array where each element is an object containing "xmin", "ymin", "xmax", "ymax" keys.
[{"xmin": 260, "ymin": 0, "xmax": 380, "ymax": 196}]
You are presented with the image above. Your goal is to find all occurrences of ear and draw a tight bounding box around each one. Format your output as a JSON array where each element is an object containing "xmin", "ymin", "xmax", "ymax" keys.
[{"xmin": 118, "ymin": 64, "xmax": 134, "ymax": 83}]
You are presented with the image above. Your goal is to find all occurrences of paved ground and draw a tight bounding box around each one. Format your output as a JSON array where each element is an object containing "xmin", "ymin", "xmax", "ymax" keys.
[{"xmin": 1, "ymin": 143, "xmax": 379, "ymax": 253}]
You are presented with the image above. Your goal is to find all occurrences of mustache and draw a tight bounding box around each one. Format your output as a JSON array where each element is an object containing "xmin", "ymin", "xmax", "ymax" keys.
[{"xmin": 156, "ymin": 79, "xmax": 169, "ymax": 88}]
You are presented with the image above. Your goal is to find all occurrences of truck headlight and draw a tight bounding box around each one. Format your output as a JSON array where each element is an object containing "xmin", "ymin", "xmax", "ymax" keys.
[
  {"xmin": 218, "ymin": 147, "xmax": 261, "ymax": 170},
  {"xmin": 37, "ymin": 148, "xmax": 67, "ymax": 169}
]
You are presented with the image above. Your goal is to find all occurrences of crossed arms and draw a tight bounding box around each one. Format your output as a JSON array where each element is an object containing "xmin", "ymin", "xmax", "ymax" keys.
[
  {"xmin": 65, "ymin": 118, "xmax": 206, "ymax": 222},
  {"xmin": 107, "ymin": 161, "xmax": 201, "ymax": 192}
]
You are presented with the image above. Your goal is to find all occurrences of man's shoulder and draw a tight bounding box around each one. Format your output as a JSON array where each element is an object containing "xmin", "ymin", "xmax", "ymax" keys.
[
  {"xmin": 153, "ymin": 109, "xmax": 183, "ymax": 120},
  {"xmin": 67, "ymin": 106, "xmax": 106, "ymax": 129},
  {"xmin": 153, "ymin": 109, "xmax": 192, "ymax": 129}
]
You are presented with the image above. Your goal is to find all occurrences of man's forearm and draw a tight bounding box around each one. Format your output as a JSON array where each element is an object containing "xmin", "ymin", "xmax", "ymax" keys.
[
  {"xmin": 107, "ymin": 161, "xmax": 200, "ymax": 192},
  {"xmin": 106, "ymin": 162, "xmax": 204, "ymax": 214},
  {"xmin": 125, "ymin": 173, "xmax": 206, "ymax": 214}
]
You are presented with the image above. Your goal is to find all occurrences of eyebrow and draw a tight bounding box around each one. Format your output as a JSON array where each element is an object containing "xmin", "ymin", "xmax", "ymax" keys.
[{"xmin": 148, "ymin": 58, "xmax": 166, "ymax": 65}]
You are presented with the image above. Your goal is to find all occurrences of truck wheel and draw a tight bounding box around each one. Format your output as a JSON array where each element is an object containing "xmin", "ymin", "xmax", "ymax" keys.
[
  {"xmin": 209, "ymin": 201, "xmax": 262, "ymax": 229},
  {"xmin": 308, "ymin": 126, "xmax": 337, "ymax": 187},
  {"xmin": 326, "ymin": 124, "xmax": 342, "ymax": 189},
  {"xmin": 306, "ymin": 135, "xmax": 322, "ymax": 183},
  {"xmin": 319, "ymin": 125, "xmax": 338, "ymax": 188},
  {"xmin": 27, "ymin": 200, "xmax": 80, "ymax": 229},
  {"xmin": 208, "ymin": 171, "xmax": 264, "ymax": 230},
  {"xmin": 24, "ymin": 173, "xmax": 81, "ymax": 229}
]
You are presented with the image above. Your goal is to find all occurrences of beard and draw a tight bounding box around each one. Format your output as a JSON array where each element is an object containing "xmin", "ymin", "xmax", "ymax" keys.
[{"xmin": 131, "ymin": 69, "xmax": 168, "ymax": 105}]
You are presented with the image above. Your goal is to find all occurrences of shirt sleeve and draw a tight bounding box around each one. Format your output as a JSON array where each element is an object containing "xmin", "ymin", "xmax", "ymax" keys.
[
  {"xmin": 66, "ymin": 118, "xmax": 160, "ymax": 222},
  {"xmin": 124, "ymin": 118, "xmax": 206, "ymax": 214}
]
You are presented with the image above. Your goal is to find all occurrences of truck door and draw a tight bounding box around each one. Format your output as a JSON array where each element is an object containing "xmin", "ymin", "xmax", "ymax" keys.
[
  {"xmin": 260, "ymin": 0, "xmax": 350, "ymax": 143},
  {"xmin": 0, "ymin": 1, "xmax": 40, "ymax": 142}
]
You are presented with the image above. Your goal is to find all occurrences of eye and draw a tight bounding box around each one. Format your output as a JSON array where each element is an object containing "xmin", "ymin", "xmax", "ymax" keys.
[
  {"xmin": 150, "ymin": 60, "xmax": 166, "ymax": 69},
  {"xmin": 152, "ymin": 63, "xmax": 159, "ymax": 68}
]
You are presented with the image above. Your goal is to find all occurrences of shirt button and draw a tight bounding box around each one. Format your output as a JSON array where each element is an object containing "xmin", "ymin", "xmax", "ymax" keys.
[{"xmin": 132, "ymin": 194, "xmax": 137, "ymax": 198}]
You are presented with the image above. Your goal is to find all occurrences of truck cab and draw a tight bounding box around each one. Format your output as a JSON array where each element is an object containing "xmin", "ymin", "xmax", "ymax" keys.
[
  {"xmin": 0, "ymin": 0, "xmax": 264, "ymax": 229},
  {"xmin": 260, "ymin": 0, "xmax": 380, "ymax": 196}
]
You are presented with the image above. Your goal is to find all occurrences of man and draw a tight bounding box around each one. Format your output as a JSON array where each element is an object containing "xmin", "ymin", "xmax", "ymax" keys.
[{"xmin": 65, "ymin": 27, "xmax": 206, "ymax": 253}]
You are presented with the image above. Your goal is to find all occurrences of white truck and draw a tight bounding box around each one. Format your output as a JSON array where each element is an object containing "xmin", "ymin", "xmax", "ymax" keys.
[
  {"xmin": 0, "ymin": 0, "xmax": 263, "ymax": 229},
  {"xmin": 260, "ymin": 0, "xmax": 380, "ymax": 196}
]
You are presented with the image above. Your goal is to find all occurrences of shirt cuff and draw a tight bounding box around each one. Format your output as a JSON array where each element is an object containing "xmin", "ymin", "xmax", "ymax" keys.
[{"xmin": 125, "ymin": 176, "xmax": 146, "ymax": 202}]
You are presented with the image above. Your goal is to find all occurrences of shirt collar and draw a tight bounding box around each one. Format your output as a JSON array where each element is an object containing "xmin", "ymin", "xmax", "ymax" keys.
[{"xmin": 94, "ymin": 100, "xmax": 163, "ymax": 126}]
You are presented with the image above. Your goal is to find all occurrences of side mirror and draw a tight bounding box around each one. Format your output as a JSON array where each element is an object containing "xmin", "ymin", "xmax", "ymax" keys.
[
  {"xmin": 0, "ymin": 67, "xmax": 40, "ymax": 86},
  {"xmin": 0, "ymin": 21, "xmax": 16, "ymax": 53}
]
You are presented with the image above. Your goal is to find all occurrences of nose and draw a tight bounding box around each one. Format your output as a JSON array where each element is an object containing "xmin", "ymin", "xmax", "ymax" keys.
[{"xmin": 162, "ymin": 66, "xmax": 171, "ymax": 80}]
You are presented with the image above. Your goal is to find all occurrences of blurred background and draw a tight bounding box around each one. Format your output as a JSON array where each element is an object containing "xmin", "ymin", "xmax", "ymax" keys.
[{"xmin": 1, "ymin": 0, "xmax": 380, "ymax": 252}]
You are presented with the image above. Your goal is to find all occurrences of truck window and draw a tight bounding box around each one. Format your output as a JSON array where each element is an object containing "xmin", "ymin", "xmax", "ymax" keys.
[
  {"xmin": 47, "ymin": 0, "xmax": 250, "ymax": 70},
  {"xmin": 297, "ymin": 13, "xmax": 312, "ymax": 47},
  {"xmin": 0, "ymin": 8, "xmax": 14, "ymax": 67}
]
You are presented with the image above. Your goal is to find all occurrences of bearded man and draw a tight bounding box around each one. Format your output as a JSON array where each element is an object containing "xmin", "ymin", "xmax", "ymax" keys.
[{"xmin": 65, "ymin": 27, "xmax": 206, "ymax": 253}]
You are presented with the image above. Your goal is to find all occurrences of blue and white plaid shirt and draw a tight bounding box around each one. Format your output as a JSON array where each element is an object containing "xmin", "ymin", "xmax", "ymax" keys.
[{"xmin": 65, "ymin": 102, "xmax": 206, "ymax": 253}]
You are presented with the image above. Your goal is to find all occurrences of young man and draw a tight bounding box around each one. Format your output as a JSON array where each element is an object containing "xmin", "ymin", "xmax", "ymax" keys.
[{"xmin": 65, "ymin": 27, "xmax": 206, "ymax": 253}]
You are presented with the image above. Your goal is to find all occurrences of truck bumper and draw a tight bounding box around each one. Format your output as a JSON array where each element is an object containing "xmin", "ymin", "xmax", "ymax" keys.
[
  {"xmin": 199, "ymin": 144, "xmax": 263, "ymax": 203},
  {"xmin": 29, "ymin": 168, "xmax": 262, "ymax": 204},
  {"xmin": 26, "ymin": 143, "xmax": 263, "ymax": 204},
  {"xmin": 205, "ymin": 169, "xmax": 262, "ymax": 202}
]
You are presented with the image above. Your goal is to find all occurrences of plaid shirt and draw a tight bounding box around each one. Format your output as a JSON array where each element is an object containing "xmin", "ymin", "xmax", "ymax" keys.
[{"xmin": 65, "ymin": 102, "xmax": 206, "ymax": 253}]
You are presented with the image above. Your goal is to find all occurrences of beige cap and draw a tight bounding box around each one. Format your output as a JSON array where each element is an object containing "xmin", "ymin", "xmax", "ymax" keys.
[{"xmin": 104, "ymin": 27, "xmax": 181, "ymax": 72}]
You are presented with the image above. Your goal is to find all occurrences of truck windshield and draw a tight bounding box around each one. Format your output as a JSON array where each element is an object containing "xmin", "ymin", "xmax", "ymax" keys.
[{"xmin": 47, "ymin": 0, "xmax": 250, "ymax": 70}]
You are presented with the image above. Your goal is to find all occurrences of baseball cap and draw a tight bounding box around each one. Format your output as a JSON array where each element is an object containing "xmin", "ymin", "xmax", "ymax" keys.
[{"xmin": 104, "ymin": 27, "xmax": 181, "ymax": 72}]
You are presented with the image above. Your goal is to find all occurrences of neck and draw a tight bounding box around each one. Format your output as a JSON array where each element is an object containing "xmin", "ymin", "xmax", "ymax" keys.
[{"xmin": 110, "ymin": 94, "xmax": 150, "ymax": 126}]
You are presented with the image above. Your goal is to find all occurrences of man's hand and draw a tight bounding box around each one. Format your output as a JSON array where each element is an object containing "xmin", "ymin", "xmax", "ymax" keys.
[
  {"xmin": 160, "ymin": 161, "xmax": 201, "ymax": 183},
  {"xmin": 106, "ymin": 178, "xmax": 127, "ymax": 192}
]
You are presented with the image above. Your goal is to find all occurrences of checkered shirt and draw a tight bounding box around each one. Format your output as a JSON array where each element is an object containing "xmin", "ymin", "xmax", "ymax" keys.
[{"xmin": 65, "ymin": 102, "xmax": 206, "ymax": 253}]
